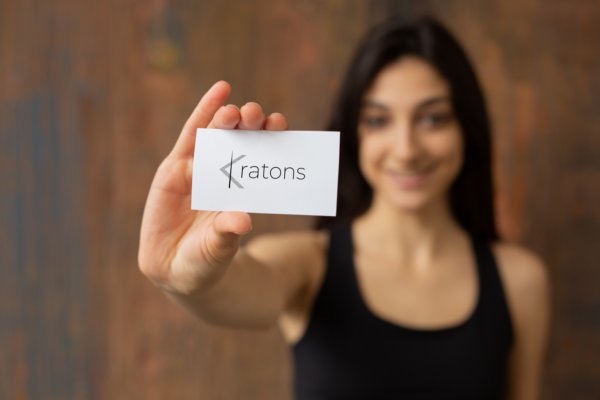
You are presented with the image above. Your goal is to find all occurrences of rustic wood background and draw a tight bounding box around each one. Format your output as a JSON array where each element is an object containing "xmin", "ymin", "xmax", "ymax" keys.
[{"xmin": 1, "ymin": 0, "xmax": 598, "ymax": 399}]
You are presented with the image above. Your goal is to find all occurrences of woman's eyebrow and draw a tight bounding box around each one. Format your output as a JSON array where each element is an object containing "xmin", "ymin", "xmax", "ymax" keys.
[
  {"xmin": 415, "ymin": 96, "xmax": 451, "ymax": 110},
  {"xmin": 361, "ymin": 100, "xmax": 389, "ymax": 110},
  {"xmin": 362, "ymin": 96, "xmax": 451, "ymax": 111}
]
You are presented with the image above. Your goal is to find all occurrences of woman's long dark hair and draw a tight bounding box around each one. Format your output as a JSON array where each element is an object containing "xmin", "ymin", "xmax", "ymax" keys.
[{"xmin": 317, "ymin": 16, "xmax": 499, "ymax": 241}]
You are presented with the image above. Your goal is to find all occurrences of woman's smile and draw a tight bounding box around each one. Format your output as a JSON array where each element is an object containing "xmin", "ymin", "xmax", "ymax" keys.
[{"xmin": 384, "ymin": 165, "xmax": 435, "ymax": 190}]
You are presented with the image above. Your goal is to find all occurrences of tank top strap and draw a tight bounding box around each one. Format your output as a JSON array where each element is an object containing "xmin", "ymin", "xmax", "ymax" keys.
[
  {"xmin": 471, "ymin": 236, "xmax": 515, "ymax": 346},
  {"xmin": 319, "ymin": 225, "xmax": 366, "ymax": 316},
  {"xmin": 327, "ymin": 225, "xmax": 353, "ymax": 268}
]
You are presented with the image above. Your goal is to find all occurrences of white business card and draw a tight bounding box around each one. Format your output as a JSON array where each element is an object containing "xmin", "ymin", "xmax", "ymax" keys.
[{"xmin": 192, "ymin": 129, "xmax": 340, "ymax": 216}]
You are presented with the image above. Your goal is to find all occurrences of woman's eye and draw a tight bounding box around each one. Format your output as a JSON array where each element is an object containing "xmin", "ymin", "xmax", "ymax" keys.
[
  {"xmin": 417, "ymin": 112, "xmax": 454, "ymax": 129},
  {"xmin": 361, "ymin": 115, "xmax": 389, "ymax": 129}
]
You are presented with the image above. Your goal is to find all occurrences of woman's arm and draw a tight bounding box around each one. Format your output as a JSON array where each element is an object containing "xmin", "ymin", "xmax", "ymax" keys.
[
  {"xmin": 138, "ymin": 81, "xmax": 318, "ymax": 329},
  {"xmin": 167, "ymin": 230, "xmax": 325, "ymax": 329},
  {"xmin": 494, "ymin": 243, "xmax": 552, "ymax": 400}
]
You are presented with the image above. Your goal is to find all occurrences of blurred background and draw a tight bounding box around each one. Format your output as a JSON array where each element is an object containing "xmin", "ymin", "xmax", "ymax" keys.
[{"xmin": 1, "ymin": 0, "xmax": 599, "ymax": 399}]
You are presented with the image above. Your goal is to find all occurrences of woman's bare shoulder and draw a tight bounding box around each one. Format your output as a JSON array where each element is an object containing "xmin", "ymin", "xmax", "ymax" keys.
[
  {"xmin": 491, "ymin": 241, "xmax": 551, "ymax": 332},
  {"xmin": 492, "ymin": 242, "xmax": 551, "ymax": 397},
  {"xmin": 492, "ymin": 241, "xmax": 550, "ymax": 295}
]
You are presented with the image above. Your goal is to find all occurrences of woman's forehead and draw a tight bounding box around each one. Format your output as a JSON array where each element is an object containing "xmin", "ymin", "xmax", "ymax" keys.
[{"xmin": 363, "ymin": 56, "xmax": 451, "ymax": 109}]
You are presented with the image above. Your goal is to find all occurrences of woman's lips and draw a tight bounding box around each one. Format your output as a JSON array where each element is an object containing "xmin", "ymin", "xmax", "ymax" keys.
[{"xmin": 385, "ymin": 168, "xmax": 432, "ymax": 189}]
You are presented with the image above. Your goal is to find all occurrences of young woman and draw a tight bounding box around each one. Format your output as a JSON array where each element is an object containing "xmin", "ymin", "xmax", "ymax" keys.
[{"xmin": 139, "ymin": 17, "xmax": 550, "ymax": 399}]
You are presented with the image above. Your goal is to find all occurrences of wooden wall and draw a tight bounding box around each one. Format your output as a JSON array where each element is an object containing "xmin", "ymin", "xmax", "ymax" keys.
[{"xmin": 1, "ymin": 0, "xmax": 598, "ymax": 398}]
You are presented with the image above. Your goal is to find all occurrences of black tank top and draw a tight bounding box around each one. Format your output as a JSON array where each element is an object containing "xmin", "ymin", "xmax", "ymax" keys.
[{"xmin": 293, "ymin": 226, "xmax": 514, "ymax": 399}]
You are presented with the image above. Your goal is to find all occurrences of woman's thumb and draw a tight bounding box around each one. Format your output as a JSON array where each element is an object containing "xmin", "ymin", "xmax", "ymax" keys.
[{"xmin": 206, "ymin": 211, "xmax": 252, "ymax": 264}]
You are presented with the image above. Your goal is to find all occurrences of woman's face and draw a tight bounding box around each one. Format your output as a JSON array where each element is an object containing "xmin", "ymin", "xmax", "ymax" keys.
[{"xmin": 358, "ymin": 56, "xmax": 463, "ymax": 213}]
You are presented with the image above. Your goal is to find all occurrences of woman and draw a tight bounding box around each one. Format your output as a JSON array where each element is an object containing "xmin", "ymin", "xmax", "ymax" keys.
[{"xmin": 139, "ymin": 17, "xmax": 550, "ymax": 399}]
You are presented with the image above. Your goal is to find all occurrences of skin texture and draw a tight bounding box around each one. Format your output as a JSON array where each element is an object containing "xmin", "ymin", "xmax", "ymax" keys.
[{"xmin": 138, "ymin": 64, "xmax": 550, "ymax": 399}]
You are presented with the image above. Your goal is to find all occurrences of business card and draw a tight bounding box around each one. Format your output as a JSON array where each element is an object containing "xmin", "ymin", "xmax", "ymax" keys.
[{"xmin": 192, "ymin": 129, "xmax": 340, "ymax": 216}]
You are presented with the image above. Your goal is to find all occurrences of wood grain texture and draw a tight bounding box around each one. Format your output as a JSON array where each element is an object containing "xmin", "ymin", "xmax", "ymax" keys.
[{"xmin": 1, "ymin": 0, "xmax": 598, "ymax": 399}]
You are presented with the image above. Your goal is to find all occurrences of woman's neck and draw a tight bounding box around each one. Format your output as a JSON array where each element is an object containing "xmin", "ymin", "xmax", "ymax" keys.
[{"xmin": 353, "ymin": 194, "xmax": 467, "ymax": 267}]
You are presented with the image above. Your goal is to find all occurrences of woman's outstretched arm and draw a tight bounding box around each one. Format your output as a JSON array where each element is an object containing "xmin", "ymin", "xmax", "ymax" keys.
[{"xmin": 138, "ymin": 81, "xmax": 314, "ymax": 328}]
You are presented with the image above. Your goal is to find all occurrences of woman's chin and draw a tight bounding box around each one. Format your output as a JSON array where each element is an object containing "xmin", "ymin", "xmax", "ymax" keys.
[{"xmin": 380, "ymin": 193, "xmax": 433, "ymax": 213}]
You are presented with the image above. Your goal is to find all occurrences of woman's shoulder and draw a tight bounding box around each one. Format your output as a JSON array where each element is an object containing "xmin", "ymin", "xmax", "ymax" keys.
[
  {"xmin": 491, "ymin": 241, "xmax": 550, "ymax": 295},
  {"xmin": 490, "ymin": 241, "xmax": 551, "ymax": 334},
  {"xmin": 490, "ymin": 241, "xmax": 551, "ymax": 395}
]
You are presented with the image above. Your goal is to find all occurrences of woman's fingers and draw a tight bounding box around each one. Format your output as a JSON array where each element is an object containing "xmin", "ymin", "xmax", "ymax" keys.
[
  {"xmin": 207, "ymin": 105, "xmax": 241, "ymax": 129},
  {"xmin": 264, "ymin": 112, "xmax": 288, "ymax": 131},
  {"xmin": 209, "ymin": 105, "xmax": 288, "ymax": 131},
  {"xmin": 171, "ymin": 80, "xmax": 232, "ymax": 159},
  {"xmin": 169, "ymin": 80, "xmax": 288, "ymax": 160},
  {"xmin": 237, "ymin": 102, "xmax": 266, "ymax": 130}
]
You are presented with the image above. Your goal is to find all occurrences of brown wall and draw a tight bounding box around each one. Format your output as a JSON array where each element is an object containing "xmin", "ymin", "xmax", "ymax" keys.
[{"xmin": 1, "ymin": 0, "xmax": 598, "ymax": 399}]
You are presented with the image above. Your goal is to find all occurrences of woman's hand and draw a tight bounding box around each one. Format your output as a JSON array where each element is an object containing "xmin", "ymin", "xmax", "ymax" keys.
[{"xmin": 138, "ymin": 81, "xmax": 288, "ymax": 296}]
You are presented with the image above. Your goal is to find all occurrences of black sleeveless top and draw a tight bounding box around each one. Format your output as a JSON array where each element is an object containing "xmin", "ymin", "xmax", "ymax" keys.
[{"xmin": 293, "ymin": 227, "xmax": 514, "ymax": 399}]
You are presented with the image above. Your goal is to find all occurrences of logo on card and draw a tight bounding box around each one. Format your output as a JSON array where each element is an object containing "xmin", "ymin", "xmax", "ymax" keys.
[
  {"xmin": 220, "ymin": 151, "xmax": 306, "ymax": 189},
  {"xmin": 220, "ymin": 152, "xmax": 247, "ymax": 188}
]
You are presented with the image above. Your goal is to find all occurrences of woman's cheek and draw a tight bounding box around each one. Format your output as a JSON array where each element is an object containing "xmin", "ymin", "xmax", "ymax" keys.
[
  {"xmin": 438, "ymin": 135, "xmax": 464, "ymax": 187},
  {"xmin": 358, "ymin": 137, "xmax": 382, "ymax": 184}
]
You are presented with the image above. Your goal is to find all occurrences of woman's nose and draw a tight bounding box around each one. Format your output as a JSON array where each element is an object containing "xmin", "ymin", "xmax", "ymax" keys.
[{"xmin": 390, "ymin": 124, "xmax": 421, "ymax": 161}]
